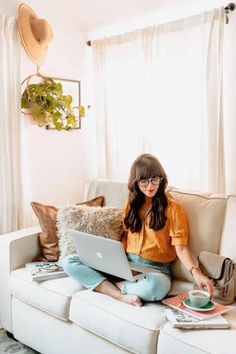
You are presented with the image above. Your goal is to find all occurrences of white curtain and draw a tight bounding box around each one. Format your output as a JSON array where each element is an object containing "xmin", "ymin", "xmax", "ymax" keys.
[
  {"xmin": 92, "ymin": 8, "xmax": 225, "ymax": 193},
  {"xmin": 0, "ymin": 14, "xmax": 22, "ymax": 234}
]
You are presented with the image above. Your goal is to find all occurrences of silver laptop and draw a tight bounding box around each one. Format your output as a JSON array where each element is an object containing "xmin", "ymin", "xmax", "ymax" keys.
[{"xmin": 69, "ymin": 230, "xmax": 158, "ymax": 281}]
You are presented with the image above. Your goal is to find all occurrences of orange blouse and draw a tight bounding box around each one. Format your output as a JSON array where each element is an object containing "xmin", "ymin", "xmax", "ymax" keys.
[{"xmin": 122, "ymin": 197, "xmax": 188, "ymax": 264}]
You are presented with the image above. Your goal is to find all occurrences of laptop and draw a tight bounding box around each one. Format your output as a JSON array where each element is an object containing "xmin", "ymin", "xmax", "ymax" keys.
[{"xmin": 69, "ymin": 230, "xmax": 158, "ymax": 281}]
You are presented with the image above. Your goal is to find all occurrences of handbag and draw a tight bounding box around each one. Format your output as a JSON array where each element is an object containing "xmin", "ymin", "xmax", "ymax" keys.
[{"xmin": 198, "ymin": 251, "xmax": 235, "ymax": 305}]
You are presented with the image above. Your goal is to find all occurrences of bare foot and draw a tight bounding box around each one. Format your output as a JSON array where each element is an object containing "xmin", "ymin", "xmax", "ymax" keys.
[
  {"xmin": 118, "ymin": 294, "xmax": 143, "ymax": 307},
  {"xmin": 115, "ymin": 281, "xmax": 143, "ymax": 306},
  {"xmin": 95, "ymin": 280, "xmax": 143, "ymax": 307}
]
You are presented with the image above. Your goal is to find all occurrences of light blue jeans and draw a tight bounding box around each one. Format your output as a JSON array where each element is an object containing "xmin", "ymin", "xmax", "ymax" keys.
[{"xmin": 62, "ymin": 253, "xmax": 171, "ymax": 302}]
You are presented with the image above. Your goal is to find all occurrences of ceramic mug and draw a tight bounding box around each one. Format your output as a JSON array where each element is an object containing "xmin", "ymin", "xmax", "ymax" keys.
[{"xmin": 188, "ymin": 289, "xmax": 210, "ymax": 308}]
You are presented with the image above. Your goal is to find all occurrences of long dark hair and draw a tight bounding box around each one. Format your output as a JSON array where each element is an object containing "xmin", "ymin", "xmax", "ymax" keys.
[{"xmin": 124, "ymin": 153, "xmax": 168, "ymax": 233}]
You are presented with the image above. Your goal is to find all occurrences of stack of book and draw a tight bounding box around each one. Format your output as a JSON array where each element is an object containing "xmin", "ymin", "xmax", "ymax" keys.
[
  {"xmin": 162, "ymin": 292, "xmax": 230, "ymax": 329},
  {"xmin": 26, "ymin": 261, "xmax": 68, "ymax": 281}
]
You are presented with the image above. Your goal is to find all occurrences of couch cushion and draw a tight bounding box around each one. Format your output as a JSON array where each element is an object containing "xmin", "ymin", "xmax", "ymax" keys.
[
  {"xmin": 158, "ymin": 304, "xmax": 236, "ymax": 354},
  {"xmin": 9, "ymin": 268, "xmax": 84, "ymax": 321},
  {"xmin": 169, "ymin": 280, "xmax": 193, "ymax": 295},
  {"xmin": 83, "ymin": 179, "xmax": 129, "ymax": 207},
  {"xmin": 170, "ymin": 189, "xmax": 227, "ymax": 282},
  {"xmin": 69, "ymin": 289, "xmax": 167, "ymax": 354}
]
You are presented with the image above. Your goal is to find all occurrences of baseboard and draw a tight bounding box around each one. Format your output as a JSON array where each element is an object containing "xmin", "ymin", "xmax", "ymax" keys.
[{"xmin": 6, "ymin": 330, "xmax": 16, "ymax": 341}]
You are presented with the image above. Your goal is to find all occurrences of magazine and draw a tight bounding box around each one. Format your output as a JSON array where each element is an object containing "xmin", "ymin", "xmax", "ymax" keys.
[
  {"xmin": 26, "ymin": 261, "xmax": 68, "ymax": 281},
  {"xmin": 165, "ymin": 308, "xmax": 230, "ymax": 329},
  {"xmin": 162, "ymin": 292, "xmax": 229, "ymax": 320}
]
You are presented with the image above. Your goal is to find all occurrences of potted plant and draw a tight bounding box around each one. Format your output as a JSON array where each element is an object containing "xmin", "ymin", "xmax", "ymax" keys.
[{"xmin": 21, "ymin": 76, "xmax": 89, "ymax": 131}]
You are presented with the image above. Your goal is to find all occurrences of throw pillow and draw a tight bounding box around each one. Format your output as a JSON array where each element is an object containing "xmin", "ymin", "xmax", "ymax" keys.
[
  {"xmin": 31, "ymin": 196, "xmax": 104, "ymax": 261},
  {"xmin": 57, "ymin": 205, "xmax": 123, "ymax": 262}
]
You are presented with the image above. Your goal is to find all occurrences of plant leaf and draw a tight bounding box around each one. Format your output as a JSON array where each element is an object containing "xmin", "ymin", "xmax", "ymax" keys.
[
  {"xmin": 79, "ymin": 106, "xmax": 85, "ymax": 117},
  {"xmin": 21, "ymin": 98, "xmax": 30, "ymax": 109},
  {"xmin": 21, "ymin": 77, "xmax": 89, "ymax": 130}
]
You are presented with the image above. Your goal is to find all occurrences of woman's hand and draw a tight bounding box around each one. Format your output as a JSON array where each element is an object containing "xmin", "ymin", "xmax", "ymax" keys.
[
  {"xmin": 191, "ymin": 268, "xmax": 214, "ymax": 298},
  {"xmin": 175, "ymin": 245, "xmax": 214, "ymax": 298}
]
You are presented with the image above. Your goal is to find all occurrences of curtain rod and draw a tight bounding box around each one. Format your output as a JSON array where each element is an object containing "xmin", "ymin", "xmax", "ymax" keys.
[{"xmin": 86, "ymin": 2, "xmax": 235, "ymax": 46}]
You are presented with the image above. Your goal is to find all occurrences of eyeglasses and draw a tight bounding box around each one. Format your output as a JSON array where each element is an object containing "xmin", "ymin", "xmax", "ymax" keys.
[{"xmin": 138, "ymin": 177, "xmax": 163, "ymax": 188}]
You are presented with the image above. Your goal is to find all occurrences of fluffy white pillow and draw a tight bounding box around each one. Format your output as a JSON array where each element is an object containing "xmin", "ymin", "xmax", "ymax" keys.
[{"xmin": 57, "ymin": 205, "xmax": 123, "ymax": 262}]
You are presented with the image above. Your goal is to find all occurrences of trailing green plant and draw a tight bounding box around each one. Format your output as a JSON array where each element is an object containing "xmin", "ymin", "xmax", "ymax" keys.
[{"xmin": 21, "ymin": 77, "xmax": 89, "ymax": 130}]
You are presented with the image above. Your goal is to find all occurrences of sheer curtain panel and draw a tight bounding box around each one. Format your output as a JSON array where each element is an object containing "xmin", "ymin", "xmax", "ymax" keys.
[
  {"xmin": 92, "ymin": 8, "xmax": 225, "ymax": 193},
  {"xmin": 0, "ymin": 14, "xmax": 22, "ymax": 234}
]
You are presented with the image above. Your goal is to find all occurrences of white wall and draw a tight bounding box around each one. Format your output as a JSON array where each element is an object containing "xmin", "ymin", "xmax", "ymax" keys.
[
  {"xmin": 17, "ymin": 1, "xmax": 98, "ymax": 225},
  {"xmin": 87, "ymin": 0, "xmax": 230, "ymax": 39},
  {"xmin": 2, "ymin": 0, "xmax": 236, "ymax": 225},
  {"xmin": 0, "ymin": 0, "xmax": 17, "ymax": 15}
]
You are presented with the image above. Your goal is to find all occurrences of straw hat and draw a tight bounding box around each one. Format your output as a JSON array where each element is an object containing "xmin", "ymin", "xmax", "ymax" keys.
[{"xmin": 18, "ymin": 3, "xmax": 53, "ymax": 66}]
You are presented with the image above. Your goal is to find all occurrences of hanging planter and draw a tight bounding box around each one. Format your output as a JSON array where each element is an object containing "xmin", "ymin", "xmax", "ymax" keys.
[
  {"xmin": 21, "ymin": 108, "xmax": 39, "ymax": 125},
  {"xmin": 21, "ymin": 73, "xmax": 89, "ymax": 130}
]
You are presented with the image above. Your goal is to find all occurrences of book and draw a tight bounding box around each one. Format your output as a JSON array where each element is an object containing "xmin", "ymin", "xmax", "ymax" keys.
[
  {"xmin": 26, "ymin": 261, "xmax": 68, "ymax": 281},
  {"xmin": 162, "ymin": 292, "xmax": 229, "ymax": 320},
  {"xmin": 165, "ymin": 308, "xmax": 230, "ymax": 329}
]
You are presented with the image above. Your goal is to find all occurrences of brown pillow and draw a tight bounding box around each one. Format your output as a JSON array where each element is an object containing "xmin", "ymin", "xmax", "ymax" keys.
[{"xmin": 31, "ymin": 196, "xmax": 104, "ymax": 261}]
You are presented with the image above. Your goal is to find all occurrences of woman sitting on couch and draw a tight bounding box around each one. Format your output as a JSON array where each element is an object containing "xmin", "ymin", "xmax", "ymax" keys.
[{"xmin": 63, "ymin": 153, "xmax": 213, "ymax": 307}]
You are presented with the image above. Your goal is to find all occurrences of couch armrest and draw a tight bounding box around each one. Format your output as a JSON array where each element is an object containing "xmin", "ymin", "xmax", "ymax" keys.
[{"xmin": 0, "ymin": 226, "xmax": 41, "ymax": 332}]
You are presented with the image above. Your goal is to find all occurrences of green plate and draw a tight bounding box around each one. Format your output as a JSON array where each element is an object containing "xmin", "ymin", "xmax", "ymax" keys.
[{"xmin": 183, "ymin": 298, "xmax": 215, "ymax": 312}]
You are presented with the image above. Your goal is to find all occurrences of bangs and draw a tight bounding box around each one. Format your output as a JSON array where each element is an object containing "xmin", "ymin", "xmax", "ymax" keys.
[{"xmin": 136, "ymin": 160, "xmax": 162, "ymax": 180}]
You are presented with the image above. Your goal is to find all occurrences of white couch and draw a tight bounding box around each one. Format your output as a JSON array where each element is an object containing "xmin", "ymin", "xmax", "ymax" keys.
[{"xmin": 0, "ymin": 179, "xmax": 235, "ymax": 354}]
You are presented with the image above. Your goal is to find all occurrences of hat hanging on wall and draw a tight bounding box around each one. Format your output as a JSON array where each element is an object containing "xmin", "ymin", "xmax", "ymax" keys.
[{"xmin": 18, "ymin": 3, "xmax": 53, "ymax": 66}]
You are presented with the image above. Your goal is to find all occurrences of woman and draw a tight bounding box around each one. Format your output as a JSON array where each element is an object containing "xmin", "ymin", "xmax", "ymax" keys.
[{"xmin": 63, "ymin": 153, "xmax": 213, "ymax": 307}]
